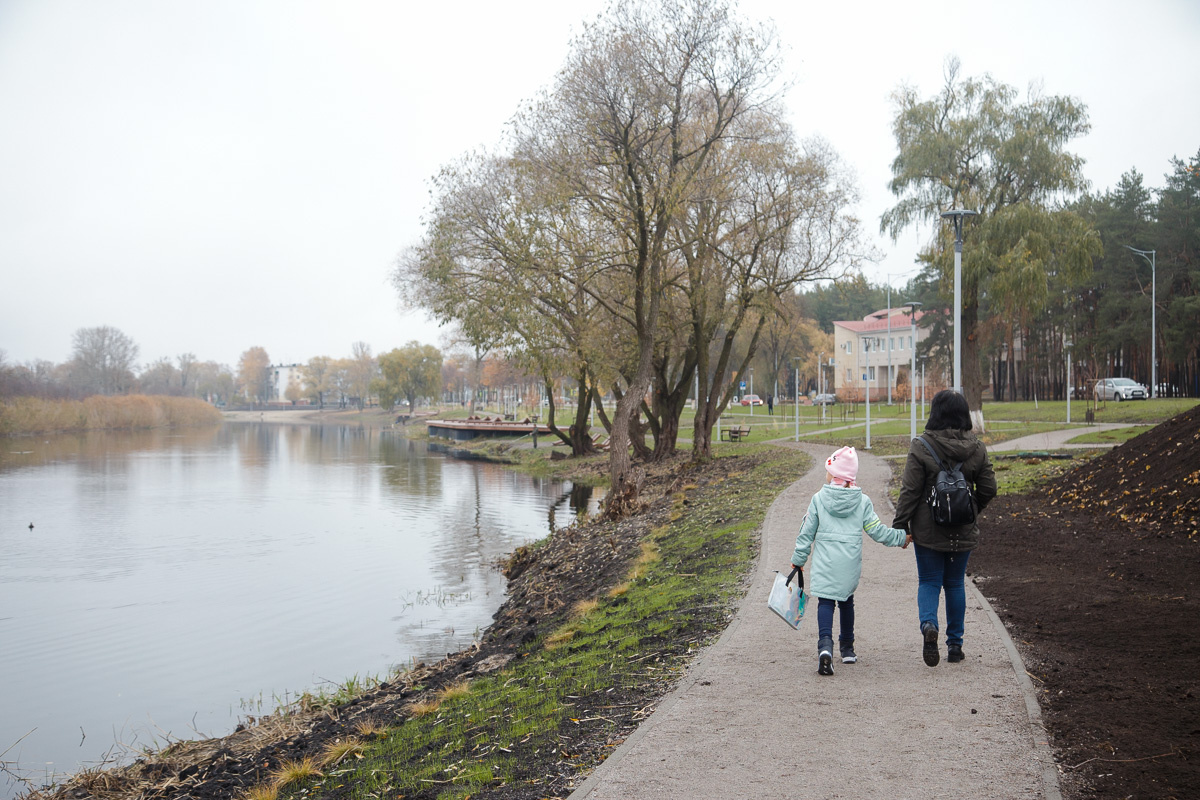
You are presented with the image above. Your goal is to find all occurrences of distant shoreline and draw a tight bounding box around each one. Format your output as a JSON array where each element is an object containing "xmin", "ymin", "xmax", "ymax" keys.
[{"xmin": 222, "ymin": 407, "xmax": 403, "ymax": 428}]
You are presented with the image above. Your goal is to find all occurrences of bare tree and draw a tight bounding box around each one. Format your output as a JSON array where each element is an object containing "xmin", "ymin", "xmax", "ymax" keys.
[
  {"xmin": 516, "ymin": 0, "xmax": 786, "ymax": 510},
  {"xmin": 69, "ymin": 325, "xmax": 139, "ymax": 396}
]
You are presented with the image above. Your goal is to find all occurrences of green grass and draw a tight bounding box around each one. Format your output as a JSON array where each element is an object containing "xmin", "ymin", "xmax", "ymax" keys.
[
  {"xmin": 1066, "ymin": 425, "xmax": 1155, "ymax": 445},
  {"xmin": 984, "ymin": 398, "xmax": 1198, "ymax": 424},
  {"xmin": 279, "ymin": 446, "xmax": 810, "ymax": 800},
  {"xmin": 992, "ymin": 451, "xmax": 1103, "ymax": 496}
]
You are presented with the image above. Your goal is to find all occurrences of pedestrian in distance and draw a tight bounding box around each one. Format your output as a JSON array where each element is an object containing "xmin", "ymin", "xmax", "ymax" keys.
[
  {"xmin": 767, "ymin": 394, "xmax": 774, "ymax": 415},
  {"xmin": 790, "ymin": 446, "xmax": 909, "ymax": 675},
  {"xmin": 892, "ymin": 389, "xmax": 997, "ymax": 667}
]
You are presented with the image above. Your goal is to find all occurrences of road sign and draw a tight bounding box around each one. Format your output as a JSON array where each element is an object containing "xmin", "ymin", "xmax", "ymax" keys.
[{"xmin": 740, "ymin": 381, "xmax": 746, "ymax": 390}]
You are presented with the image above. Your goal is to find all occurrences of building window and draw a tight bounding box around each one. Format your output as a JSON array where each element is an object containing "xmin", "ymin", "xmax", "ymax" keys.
[{"xmin": 868, "ymin": 366, "xmax": 876, "ymax": 381}]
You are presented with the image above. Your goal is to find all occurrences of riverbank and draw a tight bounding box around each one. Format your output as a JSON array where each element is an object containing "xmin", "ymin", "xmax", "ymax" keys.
[{"xmin": 25, "ymin": 444, "xmax": 809, "ymax": 800}]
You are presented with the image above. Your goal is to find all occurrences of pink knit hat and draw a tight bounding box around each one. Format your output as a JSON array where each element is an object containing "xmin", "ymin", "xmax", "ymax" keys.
[{"xmin": 826, "ymin": 446, "xmax": 859, "ymax": 486}]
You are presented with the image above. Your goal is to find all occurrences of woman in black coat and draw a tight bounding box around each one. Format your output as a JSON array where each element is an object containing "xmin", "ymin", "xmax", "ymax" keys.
[{"xmin": 893, "ymin": 390, "xmax": 996, "ymax": 667}]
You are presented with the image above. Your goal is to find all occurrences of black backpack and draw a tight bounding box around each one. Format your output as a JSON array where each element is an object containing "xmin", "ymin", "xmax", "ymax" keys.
[{"xmin": 917, "ymin": 436, "xmax": 976, "ymax": 527}]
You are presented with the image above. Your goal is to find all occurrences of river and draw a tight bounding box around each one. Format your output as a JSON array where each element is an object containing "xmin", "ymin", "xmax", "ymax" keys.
[{"xmin": 0, "ymin": 423, "xmax": 600, "ymax": 798}]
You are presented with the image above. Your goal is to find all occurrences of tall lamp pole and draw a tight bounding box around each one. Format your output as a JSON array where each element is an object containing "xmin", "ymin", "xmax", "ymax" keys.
[
  {"xmin": 906, "ymin": 301, "xmax": 922, "ymax": 439},
  {"xmin": 1124, "ymin": 246, "xmax": 1157, "ymax": 398},
  {"xmin": 818, "ymin": 351, "xmax": 824, "ymax": 425},
  {"xmin": 941, "ymin": 209, "xmax": 978, "ymax": 394},
  {"xmin": 1066, "ymin": 340, "xmax": 1073, "ymax": 424},
  {"xmin": 865, "ymin": 339, "xmax": 872, "ymax": 450},
  {"xmin": 793, "ymin": 357, "xmax": 801, "ymax": 442},
  {"xmin": 886, "ymin": 278, "xmax": 893, "ymax": 404}
]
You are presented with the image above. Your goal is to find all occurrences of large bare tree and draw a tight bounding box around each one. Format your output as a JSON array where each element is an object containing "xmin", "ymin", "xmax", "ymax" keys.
[{"xmin": 516, "ymin": 0, "xmax": 786, "ymax": 508}]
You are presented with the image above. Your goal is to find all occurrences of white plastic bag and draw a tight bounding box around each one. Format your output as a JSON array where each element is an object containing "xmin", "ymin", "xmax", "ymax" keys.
[{"xmin": 767, "ymin": 569, "xmax": 807, "ymax": 629}]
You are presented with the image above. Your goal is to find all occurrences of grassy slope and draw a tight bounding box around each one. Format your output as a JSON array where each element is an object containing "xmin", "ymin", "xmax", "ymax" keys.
[{"xmin": 270, "ymin": 446, "xmax": 809, "ymax": 800}]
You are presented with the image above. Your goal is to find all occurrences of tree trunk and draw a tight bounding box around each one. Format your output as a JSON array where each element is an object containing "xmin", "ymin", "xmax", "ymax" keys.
[
  {"xmin": 567, "ymin": 370, "xmax": 596, "ymax": 455},
  {"xmin": 962, "ymin": 300, "xmax": 986, "ymax": 432},
  {"xmin": 648, "ymin": 352, "xmax": 695, "ymax": 461}
]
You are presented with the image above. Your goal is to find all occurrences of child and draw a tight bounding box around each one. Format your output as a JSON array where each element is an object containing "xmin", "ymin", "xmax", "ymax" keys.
[{"xmin": 790, "ymin": 446, "xmax": 908, "ymax": 675}]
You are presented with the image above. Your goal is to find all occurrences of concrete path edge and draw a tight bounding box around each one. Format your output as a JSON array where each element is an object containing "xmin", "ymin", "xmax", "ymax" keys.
[{"xmin": 969, "ymin": 581, "xmax": 1064, "ymax": 800}]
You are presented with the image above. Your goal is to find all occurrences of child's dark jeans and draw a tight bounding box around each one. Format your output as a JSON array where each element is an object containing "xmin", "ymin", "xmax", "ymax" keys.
[{"xmin": 816, "ymin": 595, "xmax": 855, "ymax": 644}]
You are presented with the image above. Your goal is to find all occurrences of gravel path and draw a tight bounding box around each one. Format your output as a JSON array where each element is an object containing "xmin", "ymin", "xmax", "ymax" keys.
[{"xmin": 569, "ymin": 444, "xmax": 1057, "ymax": 799}]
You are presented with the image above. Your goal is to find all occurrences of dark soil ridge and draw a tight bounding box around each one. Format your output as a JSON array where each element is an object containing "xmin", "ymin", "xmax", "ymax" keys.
[
  {"xmin": 971, "ymin": 404, "xmax": 1200, "ymax": 799},
  {"xmin": 1045, "ymin": 402, "xmax": 1200, "ymax": 535},
  {"xmin": 24, "ymin": 452, "xmax": 761, "ymax": 800}
]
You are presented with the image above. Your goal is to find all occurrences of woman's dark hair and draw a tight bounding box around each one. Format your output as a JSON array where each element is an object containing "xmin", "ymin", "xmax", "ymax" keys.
[{"xmin": 925, "ymin": 389, "xmax": 972, "ymax": 431}]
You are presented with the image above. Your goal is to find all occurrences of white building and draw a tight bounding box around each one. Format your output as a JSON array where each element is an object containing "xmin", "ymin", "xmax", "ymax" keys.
[
  {"xmin": 267, "ymin": 363, "xmax": 305, "ymax": 404},
  {"xmin": 832, "ymin": 308, "xmax": 929, "ymax": 401}
]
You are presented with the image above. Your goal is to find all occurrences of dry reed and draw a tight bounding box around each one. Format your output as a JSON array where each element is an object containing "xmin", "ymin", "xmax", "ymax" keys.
[{"xmin": 0, "ymin": 395, "xmax": 221, "ymax": 435}]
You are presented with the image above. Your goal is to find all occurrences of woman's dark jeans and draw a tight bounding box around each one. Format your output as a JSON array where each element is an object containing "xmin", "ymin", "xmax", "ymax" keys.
[
  {"xmin": 913, "ymin": 543, "xmax": 971, "ymax": 646},
  {"xmin": 816, "ymin": 595, "xmax": 855, "ymax": 645}
]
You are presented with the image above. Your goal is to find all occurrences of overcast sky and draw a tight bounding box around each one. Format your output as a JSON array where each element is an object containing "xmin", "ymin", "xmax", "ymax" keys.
[{"xmin": 2, "ymin": 0, "xmax": 1197, "ymax": 371}]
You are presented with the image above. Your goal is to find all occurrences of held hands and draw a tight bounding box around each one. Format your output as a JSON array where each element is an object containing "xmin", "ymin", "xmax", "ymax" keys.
[{"xmin": 903, "ymin": 533, "xmax": 913, "ymax": 549}]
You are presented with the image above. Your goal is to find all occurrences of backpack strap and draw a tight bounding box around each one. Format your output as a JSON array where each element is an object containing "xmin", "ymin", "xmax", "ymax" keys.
[{"xmin": 916, "ymin": 435, "xmax": 948, "ymax": 472}]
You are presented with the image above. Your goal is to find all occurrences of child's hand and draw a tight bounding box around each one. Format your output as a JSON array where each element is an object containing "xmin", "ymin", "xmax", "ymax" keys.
[{"xmin": 903, "ymin": 534, "xmax": 913, "ymax": 549}]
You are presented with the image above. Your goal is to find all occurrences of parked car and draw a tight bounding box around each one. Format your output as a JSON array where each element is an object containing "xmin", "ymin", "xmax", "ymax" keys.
[
  {"xmin": 812, "ymin": 393, "xmax": 837, "ymax": 405},
  {"xmin": 1094, "ymin": 377, "xmax": 1148, "ymax": 402},
  {"xmin": 740, "ymin": 394, "xmax": 764, "ymax": 406}
]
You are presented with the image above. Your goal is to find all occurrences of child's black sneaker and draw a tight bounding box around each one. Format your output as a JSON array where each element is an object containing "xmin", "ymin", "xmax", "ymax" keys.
[
  {"xmin": 817, "ymin": 637, "xmax": 834, "ymax": 675},
  {"xmin": 947, "ymin": 644, "xmax": 964, "ymax": 663},
  {"xmin": 840, "ymin": 642, "xmax": 857, "ymax": 664},
  {"xmin": 921, "ymin": 622, "xmax": 940, "ymax": 667}
]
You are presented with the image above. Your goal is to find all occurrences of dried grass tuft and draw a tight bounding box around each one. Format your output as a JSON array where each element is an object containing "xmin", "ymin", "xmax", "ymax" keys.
[{"xmin": 269, "ymin": 757, "xmax": 321, "ymax": 788}]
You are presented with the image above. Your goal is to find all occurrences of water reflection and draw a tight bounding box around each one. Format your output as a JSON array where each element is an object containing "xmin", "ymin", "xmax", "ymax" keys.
[{"xmin": 0, "ymin": 423, "xmax": 600, "ymax": 799}]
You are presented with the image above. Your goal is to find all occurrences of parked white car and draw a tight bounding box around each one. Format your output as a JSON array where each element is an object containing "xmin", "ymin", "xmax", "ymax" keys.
[{"xmin": 1094, "ymin": 377, "xmax": 1148, "ymax": 402}]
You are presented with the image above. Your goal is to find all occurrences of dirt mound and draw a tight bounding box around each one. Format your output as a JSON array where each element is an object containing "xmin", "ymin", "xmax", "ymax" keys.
[
  {"xmin": 971, "ymin": 405, "xmax": 1200, "ymax": 799},
  {"xmin": 1046, "ymin": 403, "xmax": 1200, "ymax": 536}
]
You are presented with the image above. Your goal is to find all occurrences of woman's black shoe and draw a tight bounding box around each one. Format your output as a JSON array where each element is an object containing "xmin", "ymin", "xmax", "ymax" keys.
[
  {"xmin": 921, "ymin": 622, "xmax": 940, "ymax": 667},
  {"xmin": 947, "ymin": 644, "xmax": 964, "ymax": 663}
]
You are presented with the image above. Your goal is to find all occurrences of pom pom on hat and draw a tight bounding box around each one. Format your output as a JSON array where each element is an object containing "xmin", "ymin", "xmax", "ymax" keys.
[{"xmin": 826, "ymin": 446, "xmax": 858, "ymax": 485}]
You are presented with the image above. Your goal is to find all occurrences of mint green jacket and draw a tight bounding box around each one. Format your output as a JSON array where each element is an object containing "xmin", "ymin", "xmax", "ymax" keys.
[{"xmin": 791, "ymin": 484, "xmax": 907, "ymax": 601}]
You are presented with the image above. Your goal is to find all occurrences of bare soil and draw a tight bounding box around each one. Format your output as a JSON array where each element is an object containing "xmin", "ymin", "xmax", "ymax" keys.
[{"xmin": 971, "ymin": 403, "xmax": 1200, "ymax": 799}]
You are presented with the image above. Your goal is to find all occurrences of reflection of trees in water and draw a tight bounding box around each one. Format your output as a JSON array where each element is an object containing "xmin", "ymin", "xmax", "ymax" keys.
[
  {"xmin": 378, "ymin": 434, "xmax": 442, "ymax": 497},
  {"xmin": 0, "ymin": 426, "xmax": 222, "ymax": 473}
]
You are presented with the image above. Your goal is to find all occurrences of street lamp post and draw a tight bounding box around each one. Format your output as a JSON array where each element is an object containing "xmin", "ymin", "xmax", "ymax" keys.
[
  {"xmin": 818, "ymin": 351, "xmax": 824, "ymax": 425},
  {"xmin": 793, "ymin": 357, "xmax": 801, "ymax": 442},
  {"xmin": 865, "ymin": 339, "xmax": 872, "ymax": 450},
  {"xmin": 750, "ymin": 367, "xmax": 754, "ymax": 416},
  {"xmin": 906, "ymin": 301, "xmax": 922, "ymax": 439},
  {"xmin": 940, "ymin": 208, "xmax": 978, "ymax": 394},
  {"xmin": 1124, "ymin": 246, "xmax": 1157, "ymax": 398},
  {"xmin": 1066, "ymin": 340, "xmax": 1073, "ymax": 424},
  {"xmin": 886, "ymin": 279, "xmax": 893, "ymax": 404}
]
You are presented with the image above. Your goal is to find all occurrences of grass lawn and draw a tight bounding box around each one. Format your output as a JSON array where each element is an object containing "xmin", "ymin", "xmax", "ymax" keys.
[
  {"xmin": 990, "ymin": 450, "xmax": 1104, "ymax": 496},
  {"xmin": 985, "ymin": 397, "xmax": 1198, "ymax": 424},
  {"xmin": 1066, "ymin": 425, "xmax": 1156, "ymax": 445}
]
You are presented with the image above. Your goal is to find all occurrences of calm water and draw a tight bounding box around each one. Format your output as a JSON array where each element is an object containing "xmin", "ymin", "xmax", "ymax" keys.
[{"xmin": 0, "ymin": 423, "xmax": 600, "ymax": 798}]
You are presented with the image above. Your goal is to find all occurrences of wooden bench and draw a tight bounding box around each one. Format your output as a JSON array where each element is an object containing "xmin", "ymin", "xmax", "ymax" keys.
[{"xmin": 722, "ymin": 424, "xmax": 751, "ymax": 442}]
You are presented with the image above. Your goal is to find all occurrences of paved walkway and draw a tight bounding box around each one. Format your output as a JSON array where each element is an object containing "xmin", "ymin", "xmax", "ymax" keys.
[
  {"xmin": 569, "ymin": 444, "xmax": 1058, "ymax": 799},
  {"xmin": 988, "ymin": 423, "xmax": 1131, "ymax": 452}
]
